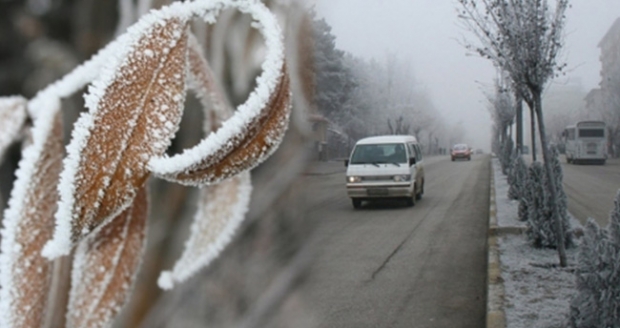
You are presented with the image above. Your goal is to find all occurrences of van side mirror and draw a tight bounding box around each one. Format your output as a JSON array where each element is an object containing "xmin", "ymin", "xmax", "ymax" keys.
[
  {"xmin": 344, "ymin": 159, "xmax": 349, "ymax": 167},
  {"xmin": 409, "ymin": 157, "xmax": 416, "ymax": 166}
]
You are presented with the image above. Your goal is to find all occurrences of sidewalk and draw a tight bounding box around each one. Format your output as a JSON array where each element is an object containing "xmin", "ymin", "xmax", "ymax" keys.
[{"xmin": 486, "ymin": 157, "xmax": 579, "ymax": 328}]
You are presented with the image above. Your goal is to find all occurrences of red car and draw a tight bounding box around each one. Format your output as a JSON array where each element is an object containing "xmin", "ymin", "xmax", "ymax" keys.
[{"xmin": 451, "ymin": 144, "xmax": 471, "ymax": 161}]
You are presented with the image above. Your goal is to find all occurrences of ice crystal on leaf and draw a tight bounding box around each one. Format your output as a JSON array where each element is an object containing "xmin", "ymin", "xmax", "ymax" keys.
[
  {"xmin": 148, "ymin": 0, "xmax": 291, "ymax": 186},
  {"xmin": 158, "ymin": 36, "xmax": 252, "ymax": 289},
  {"xmin": 43, "ymin": 16, "xmax": 190, "ymax": 259},
  {"xmin": 67, "ymin": 187, "xmax": 148, "ymax": 328},
  {"xmin": 0, "ymin": 99, "xmax": 63, "ymax": 328},
  {"xmin": 158, "ymin": 172, "xmax": 251, "ymax": 289},
  {"xmin": 0, "ymin": 96, "xmax": 27, "ymax": 162},
  {"xmin": 0, "ymin": 0, "xmax": 290, "ymax": 327}
]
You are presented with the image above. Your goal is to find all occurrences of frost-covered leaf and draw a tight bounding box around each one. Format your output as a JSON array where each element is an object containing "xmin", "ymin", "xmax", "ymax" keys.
[
  {"xmin": 148, "ymin": 1, "xmax": 290, "ymax": 186},
  {"xmin": 156, "ymin": 32, "xmax": 254, "ymax": 290},
  {"xmin": 0, "ymin": 98, "xmax": 63, "ymax": 328},
  {"xmin": 67, "ymin": 186, "xmax": 148, "ymax": 328},
  {"xmin": 0, "ymin": 96, "xmax": 27, "ymax": 163},
  {"xmin": 149, "ymin": 63, "xmax": 290, "ymax": 186},
  {"xmin": 158, "ymin": 171, "xmax": 251, "ymax": 289},
  {"xmin": 43, "ymin": 16, "xmax": 189, "ymax": 259}
]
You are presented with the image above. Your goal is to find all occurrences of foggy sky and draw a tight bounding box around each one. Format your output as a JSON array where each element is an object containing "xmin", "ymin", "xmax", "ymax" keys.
[{"xmin": 315, "ymin": 0, "xmax": 620, "ymax": 151}]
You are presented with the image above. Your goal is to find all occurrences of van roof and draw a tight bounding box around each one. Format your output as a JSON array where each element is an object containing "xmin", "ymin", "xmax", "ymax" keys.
[{"xmin": 355, "ymin": 135, "xmax": 417, "ymax": 145}]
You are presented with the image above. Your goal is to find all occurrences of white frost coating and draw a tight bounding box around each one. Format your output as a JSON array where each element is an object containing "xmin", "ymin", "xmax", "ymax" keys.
[
  {"xmin": 41, "ymin": 1, "xmax": 192, "ymax": 260},
  {"xmin": 157, "ymin": 171, "xmax": 252, "ymax": 289},
  {"xmin": 68, "ymin": 202, "xmax": 146, "ymax": 328},
  {"xmin": 0, "ymin": 97, "xmax": 60, "ymax": 328},
  {"xmin": 0, "ymin": 96, "xmax": 27, "ymax": 162},
  {"xmin": 148, "ymin": 0, "xmax": 285, "ymax": 176}
]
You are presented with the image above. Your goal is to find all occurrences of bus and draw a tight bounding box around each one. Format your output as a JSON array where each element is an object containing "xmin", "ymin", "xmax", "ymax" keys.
[{"xmin": 562, "ymin": 121, "xmax": 607, "ymax": 165}]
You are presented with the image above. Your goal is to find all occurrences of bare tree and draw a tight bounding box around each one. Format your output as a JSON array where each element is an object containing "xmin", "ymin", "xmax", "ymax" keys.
[{"xmin": 458, "ymin": 0, "xmax": 571, "ymax": 266}]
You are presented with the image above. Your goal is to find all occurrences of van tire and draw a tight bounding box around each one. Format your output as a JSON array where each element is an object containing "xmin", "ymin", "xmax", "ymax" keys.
[
  {"xmin": 352, "ymin": 199, "xmax": 362, "ymax": 209},
  {"xmin": 406, "ymin": 185, "xmax": 416, "ymax": 206}
]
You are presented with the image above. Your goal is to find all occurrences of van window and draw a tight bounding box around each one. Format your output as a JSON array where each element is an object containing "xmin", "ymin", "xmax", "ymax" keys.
[
  {"xmin": 407, "ymin": 143, "xmax": 416, "ymax": 158},
  {"xmin": 415, "ymin": 145, "xmax": 423, "ymax": 160},
  {"xmin": 350, "ymin": 143, "xmax": 408, "ymax": 164}
]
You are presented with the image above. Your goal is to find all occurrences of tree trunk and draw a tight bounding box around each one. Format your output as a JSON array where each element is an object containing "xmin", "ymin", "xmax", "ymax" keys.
[
  {"xmin": 530, "ymin": 106, "xmax": 537, "ymax": 162},
  {"xmin": 534, "ymin": 91, "xmax": 567, "ymax": 267},
  {"xmin": 515, "ymin": 93, "xmax": 523, "ymax": 154}
]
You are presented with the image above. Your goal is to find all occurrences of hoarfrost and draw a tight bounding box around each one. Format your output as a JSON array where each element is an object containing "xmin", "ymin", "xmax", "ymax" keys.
[{"xmin": 158, "ymin": 171, "xmax": 251, "ymax": 289}]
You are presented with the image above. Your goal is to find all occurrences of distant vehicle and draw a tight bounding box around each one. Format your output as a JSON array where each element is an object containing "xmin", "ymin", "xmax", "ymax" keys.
[
  {"xmin": 451, "ymin": 143, "xmax": 471, "ymax": 161},
  {"xmin": 562, "ymin": 121, "xmax": 607, "ymax": 165},
  {"xmin": 344, "ymin": 135, "xmax": 425, "ymax": 209},
  {"xmin": 474, "ymin": 148, "xmax": 484, "ymax": 155}
]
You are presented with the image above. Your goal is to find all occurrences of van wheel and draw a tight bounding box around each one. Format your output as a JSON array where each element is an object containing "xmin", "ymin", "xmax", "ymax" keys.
[
  {"xmin": 406, "ymin": 185, "xmax": 416, "ymax": 206},
  {"xmin": 352, "ymin": 199, "xmax": 362, "ymax": 209}
]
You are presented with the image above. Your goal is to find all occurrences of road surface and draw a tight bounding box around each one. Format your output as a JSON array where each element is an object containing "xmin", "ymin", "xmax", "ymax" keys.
[
  {"xmin": 561, "ymin": 157, "xmax": 620, "ymax": 225},
  {"xmin": 298, "ymin": 155, "xmax": 490, "ymax": 328}
]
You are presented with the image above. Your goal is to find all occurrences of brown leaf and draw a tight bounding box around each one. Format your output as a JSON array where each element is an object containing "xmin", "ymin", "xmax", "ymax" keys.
[
  {"xmin": 0, "ymin": 96, "xmax": 27, "ymax": 162},
  {"xmin": 54, "ymin": 18, "xmax": 188, "ymax": 249},
  {"xmin": 151, "ymin": 63, "xmax": 291, "ymax": 186},
  {"xmin": 0, "ymin": 102, "xmax": 63, "ymax": 328},
  {"xmin": 67, "ymin": 186, "xmax": 148, "ymax": 328}
]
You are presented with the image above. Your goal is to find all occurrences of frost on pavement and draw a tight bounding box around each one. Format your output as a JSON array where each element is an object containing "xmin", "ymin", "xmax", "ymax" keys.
[
  {"xmin": 0, "ymin": 96, "xmax": 27, "ymax": 163},
  {"xmin": 67, "ymin": 186, "xmax": 148, "ymax": 328},
  {"xmin": 42, "ymin": 12, "xmax": 189, "ymax": 259},
  {"xmin": 148, "ymin": 0, "xmax": 292, "ymax": 186},
  {"xmin": 0, "ymin": 98, "xmax": 64, "ymax": 328},
  {"xmin": 158, "ymin": 172, "xmax": 251, "ymax": 289}
]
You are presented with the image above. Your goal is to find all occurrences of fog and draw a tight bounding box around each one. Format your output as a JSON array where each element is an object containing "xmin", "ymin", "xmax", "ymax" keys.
[{"xmin": 315, "ymin": 0, "xmax": 620, "ymax": 152}]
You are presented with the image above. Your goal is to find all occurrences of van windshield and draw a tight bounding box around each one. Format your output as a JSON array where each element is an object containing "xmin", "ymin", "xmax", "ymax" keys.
[{"xmin": 350, "ymin": 143, "xmax": 407, "ymax": 165}]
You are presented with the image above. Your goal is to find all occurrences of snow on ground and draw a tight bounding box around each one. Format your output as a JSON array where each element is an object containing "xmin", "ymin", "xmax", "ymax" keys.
[{"xmin": 492, "ymin": 158, "xmax": 582, "ymax": 328}]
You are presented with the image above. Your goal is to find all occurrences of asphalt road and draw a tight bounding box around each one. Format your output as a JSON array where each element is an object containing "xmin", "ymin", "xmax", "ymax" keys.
[
  {"xmin": 299, "ymin": 155, "xmax": 490, "ymax": 328},
  {"xmin": 561, "ymin": 157, "xmax": 620, "ymax": 225}
]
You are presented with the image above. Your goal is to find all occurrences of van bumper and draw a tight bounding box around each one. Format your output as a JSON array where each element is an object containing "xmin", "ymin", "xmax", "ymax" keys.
[{"xmin": 347, "ymin": 183, "xmax": 413, "ymax": 199}]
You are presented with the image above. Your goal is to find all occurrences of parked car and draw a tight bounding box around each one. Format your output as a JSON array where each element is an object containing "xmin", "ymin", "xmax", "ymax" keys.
[
  {"xmin": 344, "ymin": 135, "xmax": 425, "ymax": 209},
  {"xmin": 451, "ymin": 143, "xmax": 471, "ymax": 161}
]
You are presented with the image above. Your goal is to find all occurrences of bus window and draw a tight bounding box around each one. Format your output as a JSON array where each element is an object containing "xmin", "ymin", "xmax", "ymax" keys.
[{"xmin": 578, "ymin": 129, "xmax": 604, "ymax": 138}]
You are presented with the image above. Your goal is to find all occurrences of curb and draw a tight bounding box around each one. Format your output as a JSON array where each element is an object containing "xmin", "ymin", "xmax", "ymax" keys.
[{"xmin": 487, "ymin": 160, "xmax": 506, "ymax": 328}]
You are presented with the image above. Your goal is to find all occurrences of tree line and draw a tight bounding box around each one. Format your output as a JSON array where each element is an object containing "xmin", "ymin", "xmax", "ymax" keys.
[{"xmin": 311, "ymin": 11, "xmax": 463, "ymax": 158}]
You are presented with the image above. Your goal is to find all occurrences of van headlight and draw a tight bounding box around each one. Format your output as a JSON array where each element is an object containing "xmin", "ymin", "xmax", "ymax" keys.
[
  {"xmin": 347, "ymin": 176, "xmax": 361, "ymax": 183},
  {"xmin": 393, "ymin": 175, "xmax": 411, "ymax": 182}
]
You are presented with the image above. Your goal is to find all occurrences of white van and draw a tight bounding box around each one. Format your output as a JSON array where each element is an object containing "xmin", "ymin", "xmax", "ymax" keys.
[{"xmin": 345, "ymin": 135, "xmax": 425, "ymax": 209}]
